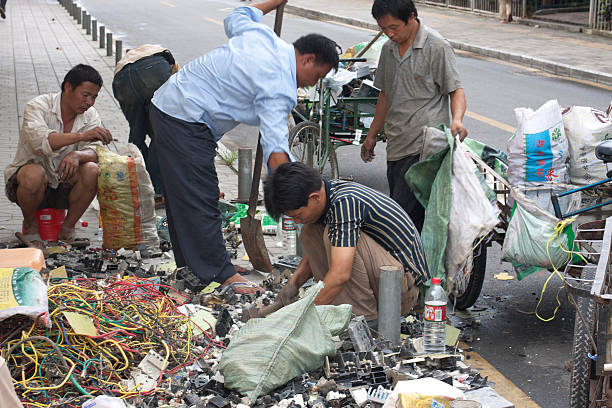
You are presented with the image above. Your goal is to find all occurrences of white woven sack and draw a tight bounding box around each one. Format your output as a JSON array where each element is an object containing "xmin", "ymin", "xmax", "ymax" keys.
[
  {"xmin": 508, "ymin": 99, "xmax": 569, "ymax": 187},
  {"xmin": 563, "ymin": 101, "xmax": 612, "ymax": 185}
]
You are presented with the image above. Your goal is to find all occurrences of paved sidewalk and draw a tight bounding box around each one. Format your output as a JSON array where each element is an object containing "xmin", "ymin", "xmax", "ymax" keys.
[
  {"xmin": 287, "ymin": 0, "xmax": 612, "ymax": 86},
  {"xmin": 0, "ymin": 0, "xmax": 282, "ymax": 273}
]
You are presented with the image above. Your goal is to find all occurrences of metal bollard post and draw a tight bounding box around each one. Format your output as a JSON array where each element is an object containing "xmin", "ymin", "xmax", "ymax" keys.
[
  {"xmin": 99, "ymin": 26, "xmax": 105, "ymax": 49},
  {"xmin": 76, "ymin": 7, "xmax": 81, "ymax": 24},
  {"xmin": 378, "ymin": 266, "xmax": 402, "ymax": 347},
  {"xmin": 81, "ymin": 11, "xmax": 87, "ymax": 29},
  {"xmin": 92, "ymin": 20, "xmax": 97, "ymax": 41},
  {"xmin": 85, "ymin": 14, "xmax": 91, "ymax": 35},
  {"xmin": 115, "ymin": 40, "xmax": 122, "ymax": 65},
  {"xmin": 70, "ymin": 2, "xmax": 75, "ymax": 17},
  {"xmin": 106, "ymin": 33, "xmax": 112, "ymax": 57},
  {"xmin": 237, "ymin": 148, "xmax": 253, "ymax": 203}
]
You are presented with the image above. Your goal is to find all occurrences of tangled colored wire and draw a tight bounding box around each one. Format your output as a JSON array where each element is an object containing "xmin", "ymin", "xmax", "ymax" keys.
[{"xmin": 0, "ymin": 276, "xmax": 225, "ymax": 407}]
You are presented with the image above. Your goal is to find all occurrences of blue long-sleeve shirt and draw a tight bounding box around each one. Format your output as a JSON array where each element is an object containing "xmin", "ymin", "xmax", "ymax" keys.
[{"xmin": 151, "ymin": 6, "xmax": 297, "ymax": 162}]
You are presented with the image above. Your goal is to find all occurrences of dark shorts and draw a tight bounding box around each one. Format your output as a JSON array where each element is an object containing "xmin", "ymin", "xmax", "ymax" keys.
[{"xmin": 6, "ymin": 168, "xmax": 71, "ymax": 209}]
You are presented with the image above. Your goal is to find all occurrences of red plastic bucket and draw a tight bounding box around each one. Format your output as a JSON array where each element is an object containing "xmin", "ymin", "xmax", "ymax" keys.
[{"xmin": 22, "ymin": 208, "xmax": 66, "ymax": 241}]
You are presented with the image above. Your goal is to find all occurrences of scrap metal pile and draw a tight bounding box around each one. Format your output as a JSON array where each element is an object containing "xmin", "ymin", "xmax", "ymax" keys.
[{"xmin": 0, "ymin": 247, "xmax": 510, "ymax": 408}]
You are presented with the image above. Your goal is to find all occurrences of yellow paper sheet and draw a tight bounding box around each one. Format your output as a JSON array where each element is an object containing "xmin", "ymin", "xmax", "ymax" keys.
[{"xmin": 63, "ymin": 311, "xmax": 97, "ymax": 336}]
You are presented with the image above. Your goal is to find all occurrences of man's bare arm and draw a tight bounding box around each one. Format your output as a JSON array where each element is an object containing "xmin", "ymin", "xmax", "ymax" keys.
[
  {"xmin": 449, "ymin": 88, "xmax": 468, "ymax": 141},
  {"xmin": 267, "ymin": 152, "xmax": 290, "ymax": 170},
  {"xmin": 288, "ymin": 253, "xmax": 315, "ymax": 288},
  {"xmin": 251, "ymin": 0, "xmax": 286, "ymax": 15},
  {"xmin": 314, "ymin": 246, "xmax": 355, "ymax": 305},
  {"xmin": 48, "ymin": 127, "xmax": 112, "ymax": 150},
  {"xmin": 361, "ymin": 91, "xmax": 387, "ymax": 162}
]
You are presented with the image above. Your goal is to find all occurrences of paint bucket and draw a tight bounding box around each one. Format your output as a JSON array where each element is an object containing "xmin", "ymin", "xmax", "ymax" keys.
[
  {"xmin": 450, "ymin": 401, "xmax": 483, "ymax": 408},
  {"xmin": 22, "ymin": 208, "xmax": 66, "ymax": 241}
]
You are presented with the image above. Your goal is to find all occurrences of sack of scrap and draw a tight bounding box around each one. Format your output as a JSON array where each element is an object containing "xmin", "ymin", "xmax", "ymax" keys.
[{"xmin": 96, "ymin": 144, "xmax": 159, "ymax": 251}]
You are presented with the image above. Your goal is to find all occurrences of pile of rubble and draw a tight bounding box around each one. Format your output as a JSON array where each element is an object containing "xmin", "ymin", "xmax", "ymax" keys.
[{"xmin": 0, "ymin": 245, "xmax": 513, "ymax": 408}]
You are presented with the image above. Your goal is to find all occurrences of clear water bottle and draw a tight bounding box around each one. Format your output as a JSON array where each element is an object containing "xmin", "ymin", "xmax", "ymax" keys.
[
  {"xmin": 275, "ymin": 217, "xmax": 283, "ymax": 248},
  {"xmin": 282, "ymin": 215, "xmax": 296, "ymax": 256},
  {"xmin": 423, "ymin": 277, "xmax": 447, "ymax": 354}
]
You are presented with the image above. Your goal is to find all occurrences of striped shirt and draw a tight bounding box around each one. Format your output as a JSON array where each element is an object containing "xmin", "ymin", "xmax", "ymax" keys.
[{"xmin": 322, "ymin": 179, "xmax": 430, "ymax": 284}]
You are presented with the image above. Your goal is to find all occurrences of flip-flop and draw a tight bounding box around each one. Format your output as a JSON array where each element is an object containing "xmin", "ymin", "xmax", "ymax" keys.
[
  {"xmin": 15, "ymin": 232, "xmax": 49, "ymax": 258},
  {"xmin": 58, "ymin": 230, "xmax": 90, "ymax": 248}
]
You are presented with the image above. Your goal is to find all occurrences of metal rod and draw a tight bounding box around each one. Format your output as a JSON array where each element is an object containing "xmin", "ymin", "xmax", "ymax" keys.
[
  {"xmin": 106, "ymin": 33, "xmax": 112, "ymax": 57},
  {"xmin": 70, "ymin": 2, "xmax": 76, "ymax": 17},
  {"xmin": 92, "ymin": 20, "xmax": 97, "ymax": 41},
  {"xmin": 115, "ymin": 40, "xmax": 123, "ymax": 65},
  {"xmin": 85, "ymin": 15, "xmax": 91, "ymax": 35},
  {"xmin": 378, "ymin": 266, "xmax": 402, "ymax": 347},
  {"xmin": 81, "ymin": 11, "xmax": 87, "ymax": 29},
  {"xmin": 76, "ymin": 6, "xmax": 81, "ymax": 23},
  {"xmin": 99, "ymin": 26, "xmax": 105, "ymax": 49},
  {"xmin": 237, "ymin": 148, "xmax": 253, "ymax": 203}
]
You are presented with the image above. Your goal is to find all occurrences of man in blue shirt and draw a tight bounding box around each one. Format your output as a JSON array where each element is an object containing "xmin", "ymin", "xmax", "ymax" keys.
[
  {"xmin": 150, "ymin": 0, "xmax": 339, "ymax": 293},
  {"xmin": 264, "ymin": 162, "xmax": 429, "ymax": 321}
]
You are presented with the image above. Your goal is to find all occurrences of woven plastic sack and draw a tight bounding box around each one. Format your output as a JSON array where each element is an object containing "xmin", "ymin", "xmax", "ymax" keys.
[
  {"xmin": 508, "ymin": 99, "xmax": 569, "ymax": 187},
  {"xmin": 502, "ymin": 186, "xmax": 580, "ymax": 280},
  {"xmin": 0, "ymin": 267, "xmax": 48, "ymax": 324},
  {"xmin": 218, "ymin": 282, "xmax": 351, "ymax": 402},
  {"xmin": 97, "ymin": 145, "xmax": 159, "ymax": 251},
  {"xmin": 445, "ymin": 141, "xmax": 499, "ymax": 292},
  {"xmin": 563, "ymin": 102, "xmax": 612, "ymax": 185}
]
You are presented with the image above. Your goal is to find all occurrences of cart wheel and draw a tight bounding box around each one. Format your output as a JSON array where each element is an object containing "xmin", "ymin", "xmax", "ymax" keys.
[
  {"xmin": 569, "ymin": 268, "xmax": 598, "ymax": 407},
  {"xmin": 449, "ymin": 242, "xmax": 487, "ymax": 310},
  {"xmin": 289, "ymin": 121, "xmax": 339, "ymax": 179}
]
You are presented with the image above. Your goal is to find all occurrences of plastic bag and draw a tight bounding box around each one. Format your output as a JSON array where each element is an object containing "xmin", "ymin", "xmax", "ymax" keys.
[
  {"xmin": 0, "ymin": 267, "xmax": 48, "ymax": 325},
  {"xmin": 502, "ymin": 186, "xmax": 580, "ymax": 279},
  {"xmin": 508, "ymin": 99, "xmax": 569, "ymax": 187},
  {"xmin": 82, "ymin": 396, "xmax": 127, "ymax": 408},
  {"xmin": 97, "ymin": 145, "xmax": 159, "ymax": 251},
  {"xmin": 218, "ymin": 282, "xmax": 351, "ymax": 402},
  {"xmin": 444, "ymin": 141, "xmax": 499, "ymax": 292},
  {"xmin": 563, "ymin": 101, "xmax": 612, "ymax": 185}
]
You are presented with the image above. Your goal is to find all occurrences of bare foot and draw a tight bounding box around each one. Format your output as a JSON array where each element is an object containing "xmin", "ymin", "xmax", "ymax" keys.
[{"xmin": 221, "ymin": 273, "xmax": 264, "ymax": 295}]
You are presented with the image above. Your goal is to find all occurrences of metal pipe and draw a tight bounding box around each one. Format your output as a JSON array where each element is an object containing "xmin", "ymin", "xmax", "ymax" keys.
[
  {"xmin": 76, "ymin": 7, "xmax": 81, "ymax": 24},
  {"xmin": 85, "ymin": 14, "xmax": 91, "ymax": 35},
  {"xmin": 99, "ymin": 26, "xmax": 105, "ymax": 49},
  {"xmin": 81, "ymin": 11, "xmax": 86, "ymax": 29},
  {"xmin": 70, "ymin": 2, "xmax": 75, "ymax": 17},
  {"xmin": 237, "ymin": 148, "xmax": 253, "ymax": 203},
  {"xmin": 106, "ymin": 33, "xmax": 112, "ymax": 57},
  {"xmin": 378, "ymin": 265, "xmax": 402, "ymax": 347},
  {"xmin": 92, "ymin": 20, "xmax": 97, "ymax": 41},
  {"xmin": 115, "ymin": 40, "xmax": 122, "ymax": 65}
]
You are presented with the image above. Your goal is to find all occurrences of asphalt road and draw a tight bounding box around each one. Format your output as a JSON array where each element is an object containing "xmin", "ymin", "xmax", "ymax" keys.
[{"xmin": 76, "ymin": 0, "xmax": 612, "ymax": 405}]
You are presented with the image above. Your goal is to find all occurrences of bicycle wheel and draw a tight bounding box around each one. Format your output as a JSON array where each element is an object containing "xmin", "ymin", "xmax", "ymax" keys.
[
  {"xmin": 449, "ymin": 242, "xmax": 487, "ymax": 310},
  {"xmin": 569, "ymin": 272, "xmax": 598, "ymax": 407},
  {"xmin": 288, "ymin": 120, "xmax": 339, "ymax": 179}
]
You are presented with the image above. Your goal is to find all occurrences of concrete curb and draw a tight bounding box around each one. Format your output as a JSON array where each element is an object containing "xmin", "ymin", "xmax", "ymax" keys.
[{"xmin": 284, "ymin": 4, "xmax": 612, "ymax": 87}]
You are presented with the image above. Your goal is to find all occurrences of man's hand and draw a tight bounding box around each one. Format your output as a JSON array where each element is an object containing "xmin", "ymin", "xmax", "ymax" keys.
[
  {"xmin": 360, "ymin": 134, "xmax": 377, "ymax": 163},
  {"xmin": 58, "ymin": 152, "xmax": 80, "ymax": 182},
  {"xmin": 451, "ymin": 119, "xmax": 468, "ymax": 141},
  {"xmin": 277, "ymin": 282, "xmax": 299, "ymax": 306},
  {"xmin": 80, "ymin": 127, "xmax": 112, "ymax": 145}
]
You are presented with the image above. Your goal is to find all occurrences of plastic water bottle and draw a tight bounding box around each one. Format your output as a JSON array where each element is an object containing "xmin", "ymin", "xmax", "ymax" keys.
[
  {"xmin": 423, "ymin": 277, "xmax": 447, "ymax": 354},
  {"xmin": 282, "ymin": 215, "xmax": 296, "ymax": 256},
  {"xmin": 275, "ymin": 217, "xmax": 283, "ymax": 248}
]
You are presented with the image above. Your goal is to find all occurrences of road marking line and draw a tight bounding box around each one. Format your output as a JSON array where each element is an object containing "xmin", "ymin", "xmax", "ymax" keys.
[
  {"xmin": 466, "ymin": 111, "xmax": 516, "ymax": 134},
  {"xmin": 461, "ymin": 342, "xmax": 542, "ymax": 407},
  {"xmin": 219, "ymin": 7, "xmax": 233, "ymax": 11},
  {"xmin": 160, "ymin": 1, "xmax": 176, "ymax": 7},
  {"xmin": 203, "ymin": 17, "xmax": 223, "ymax": 26},
  {"xmin": 322, "ymin": 19, "xmax": 378, "ymax": 32}
]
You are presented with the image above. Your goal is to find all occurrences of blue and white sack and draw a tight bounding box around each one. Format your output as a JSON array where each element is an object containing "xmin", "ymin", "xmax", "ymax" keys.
[{"xmin": 508, "ymin": 99, "xmax": 569, "ymax": 187}]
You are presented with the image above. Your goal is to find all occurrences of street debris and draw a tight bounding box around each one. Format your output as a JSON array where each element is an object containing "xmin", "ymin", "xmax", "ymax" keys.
[
  {"xmin": 0, "ymin": 243, "xmax": 512, "ymax": 408},
  {"xmin": 493, "ymin": 272, "xmax": 515, "ymax": 281}
]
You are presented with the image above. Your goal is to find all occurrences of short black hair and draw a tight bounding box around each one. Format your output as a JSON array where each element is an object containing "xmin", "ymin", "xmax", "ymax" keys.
[
  {"xmin": 264, "ymin": 162, "xmax": 322, "ymax": 220},
  {"xmin": 372, "ymin": 0, "xmax": 418, "ymax": 23},
  {"xmin": 293, "ymin": 34, "xmax": 341, "ymax": 73},
  {"xmin": 61, "ymin": 64, "xmax": 103, "ymax": 93}
]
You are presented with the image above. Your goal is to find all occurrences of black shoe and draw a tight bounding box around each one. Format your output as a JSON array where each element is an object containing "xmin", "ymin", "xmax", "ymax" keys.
[{"xmin": 0, "ymin": 8, "xmax": 6, "ymax": 19}]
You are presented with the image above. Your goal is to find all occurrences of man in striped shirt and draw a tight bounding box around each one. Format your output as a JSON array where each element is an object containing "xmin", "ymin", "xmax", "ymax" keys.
[{"xmin": 264, "ymin": 162, "xmax": 430, "ymax": 322}]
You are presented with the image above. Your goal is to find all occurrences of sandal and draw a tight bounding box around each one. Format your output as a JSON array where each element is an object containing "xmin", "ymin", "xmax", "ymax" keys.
[{"xmin": 58, "ymin": 229, "xmax": 90, "ymax": 248}]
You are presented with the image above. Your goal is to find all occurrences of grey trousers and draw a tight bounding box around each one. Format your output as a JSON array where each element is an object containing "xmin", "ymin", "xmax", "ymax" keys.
[
  {"xmin": 300, "ymin": 223, "xmax": 420, "ymax": 321},
  {"xmin": 149, "ymin": 105, "xmax": 235, "ymax": 285}
]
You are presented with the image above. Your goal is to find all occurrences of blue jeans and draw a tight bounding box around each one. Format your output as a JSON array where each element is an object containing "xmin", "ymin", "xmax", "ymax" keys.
[{"xmin": 112, "ymin": 55, "xmax": 171, "ymax": 195}]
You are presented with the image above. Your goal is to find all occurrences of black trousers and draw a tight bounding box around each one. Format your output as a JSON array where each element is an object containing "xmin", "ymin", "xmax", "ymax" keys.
[
  {"xmin": 112, "ymin": 55, "xmax": 172, "ymax": 195},
  {"xmin": 387, "ymin": 155, "xmax": 425, "ymax": 233},
  {"xmin": 149, "ymin": 105, "xmax": 236, "ymax": 285}
]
